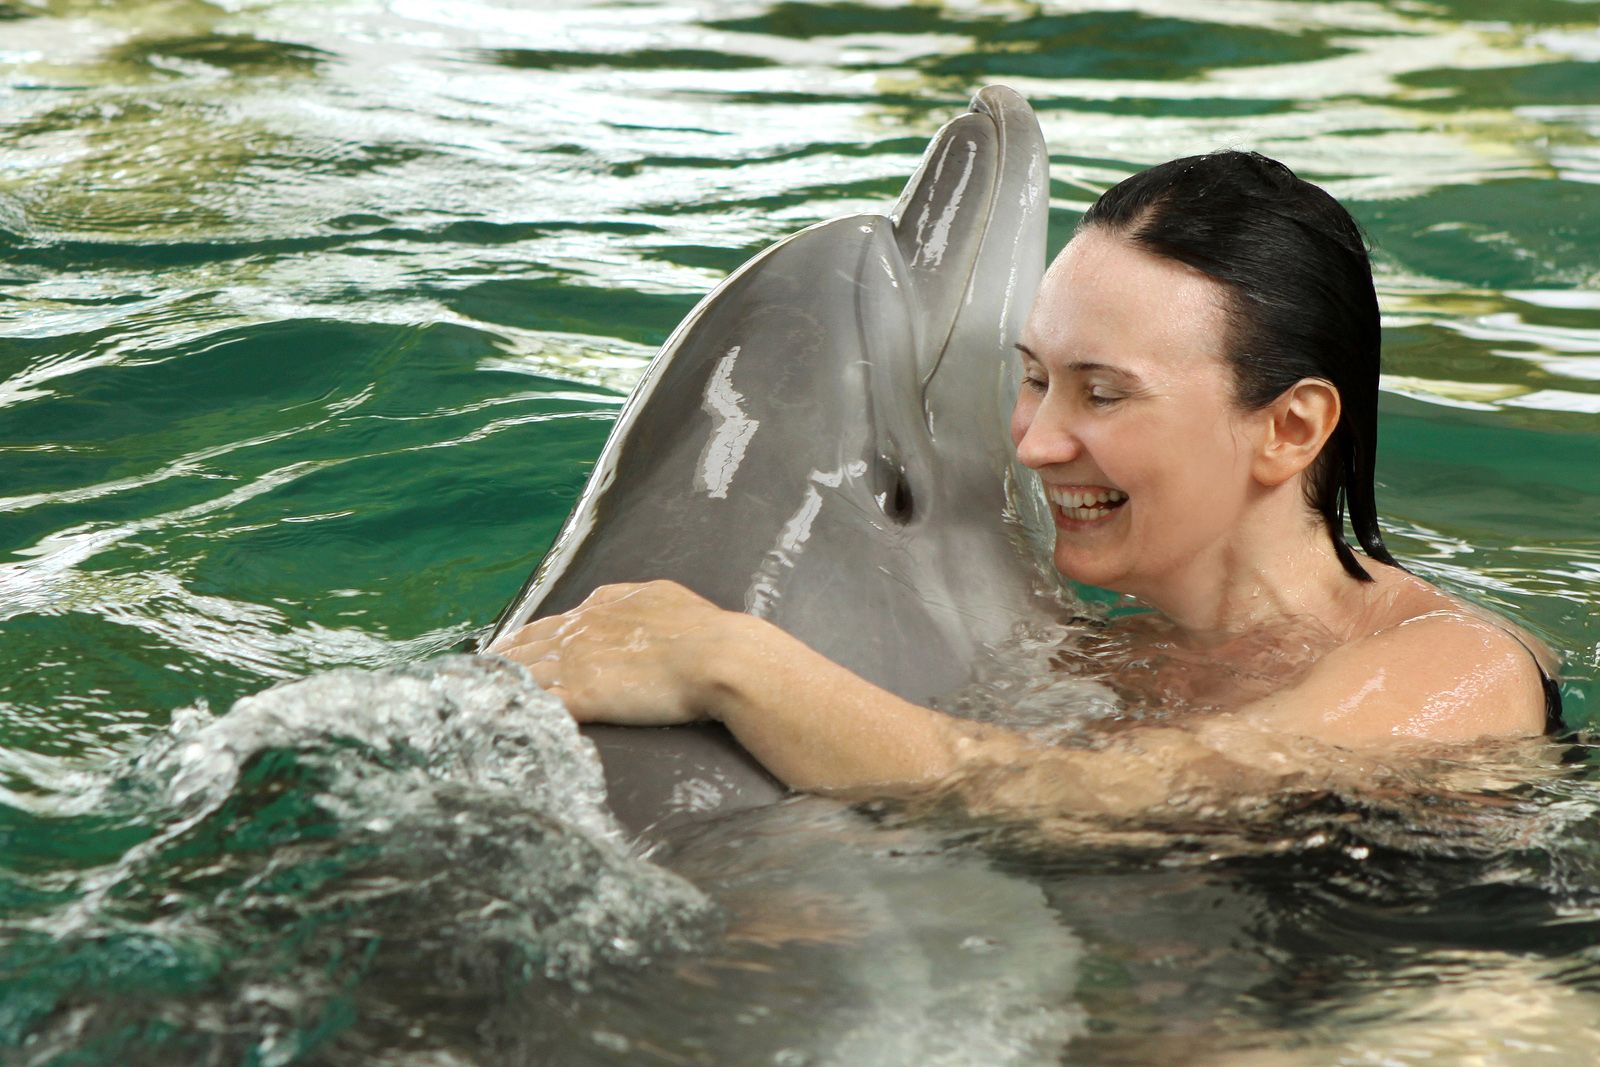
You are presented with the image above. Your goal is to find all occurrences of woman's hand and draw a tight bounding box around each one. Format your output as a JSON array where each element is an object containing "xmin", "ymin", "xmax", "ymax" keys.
[{"xmin": 487, "ymin": 580, "xmax": 742, "ymax": 726}]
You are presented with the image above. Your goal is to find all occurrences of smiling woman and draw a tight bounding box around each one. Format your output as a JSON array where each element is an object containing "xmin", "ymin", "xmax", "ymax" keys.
[{"xmin": 490, "ymin": 150, "xmax": 1563, "ymax": 813}]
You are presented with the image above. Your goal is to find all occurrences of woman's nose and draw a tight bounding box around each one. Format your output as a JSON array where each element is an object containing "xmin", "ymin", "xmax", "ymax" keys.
[{"xmin": 1012, "ymin": 405, "xmax": 1083, "ymax": 470}]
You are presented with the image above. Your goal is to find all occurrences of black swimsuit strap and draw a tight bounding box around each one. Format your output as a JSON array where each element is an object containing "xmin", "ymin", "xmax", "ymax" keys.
[
  {"xmin": 1502, "ymin": 627, "xmax": 1565, "ymax": 735},
  {"xmin": 1539, "ymin": 667, "xmax": 1565, "ymax": 735}
]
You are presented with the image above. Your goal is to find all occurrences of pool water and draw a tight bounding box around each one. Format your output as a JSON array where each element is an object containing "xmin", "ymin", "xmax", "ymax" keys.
[{"xmin": 3, "ymin": 0, "xmax": 1600, "ymax": 1063}]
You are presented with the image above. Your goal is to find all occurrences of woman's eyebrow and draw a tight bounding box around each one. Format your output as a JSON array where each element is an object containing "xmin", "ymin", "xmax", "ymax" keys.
[
  {"xmin": 1014, "ymin": 345, "xmax": 1142, "ymax": 384},
  {"xmin": 1067, "ymin": 361, "xmax": 1141, "ymax": 385}
]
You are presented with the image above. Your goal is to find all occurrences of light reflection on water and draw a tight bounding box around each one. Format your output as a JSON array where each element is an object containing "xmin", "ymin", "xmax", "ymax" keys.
[{"xmin": 2, "ymin": 0, "xmax": 1600, "ymax": 1062}]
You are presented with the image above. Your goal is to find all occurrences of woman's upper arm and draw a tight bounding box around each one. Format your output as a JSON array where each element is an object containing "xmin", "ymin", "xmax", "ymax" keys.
[{"xmin": 1238, "ymin": 613, "xmax": 1546, "ymax": 745}]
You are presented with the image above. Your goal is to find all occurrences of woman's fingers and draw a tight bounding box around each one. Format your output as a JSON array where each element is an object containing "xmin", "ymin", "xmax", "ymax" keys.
[
  {"xmin": 525, "ymin": 656, "xmax": 561, "ymax": 690},
  {"xmin": 488, "ymin": 614, "xmax": 566, "ymax": 654},
  {"xmin": 499, "ymin": 641, "xmax": 574, "ymax": 706},
  {"xmin": 495, "ymin": 635, "xmax": 559, "ymax": 669}
]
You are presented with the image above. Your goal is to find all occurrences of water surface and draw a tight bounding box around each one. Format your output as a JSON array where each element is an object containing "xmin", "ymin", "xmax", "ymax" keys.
[{"xmin": 3, "ymin": 0, "xmax": 1600, "ymax": 1062}]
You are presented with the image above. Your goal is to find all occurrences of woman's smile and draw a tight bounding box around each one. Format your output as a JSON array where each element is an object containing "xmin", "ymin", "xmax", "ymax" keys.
[{"xmin": 1044, "ymin": 484, "xmax": 1129, "ymax": 525}]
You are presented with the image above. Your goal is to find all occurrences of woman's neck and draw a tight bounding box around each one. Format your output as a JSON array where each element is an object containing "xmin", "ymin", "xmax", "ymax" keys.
[{"xmin": 1126, "ymin": 509, "xmax": 1372, "ymax": 647}]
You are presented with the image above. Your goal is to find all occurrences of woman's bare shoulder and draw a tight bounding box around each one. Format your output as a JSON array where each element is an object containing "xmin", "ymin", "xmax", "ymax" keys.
[{"xmin": 1245, "ymin": 572, "xmax": 1548, "ymax": 744}]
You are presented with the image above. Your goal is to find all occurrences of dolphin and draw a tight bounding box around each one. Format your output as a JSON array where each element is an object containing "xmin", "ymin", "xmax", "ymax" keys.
[{"xmin": 485, "ymin": 86, "xmax": 1064, "ymax": 836}]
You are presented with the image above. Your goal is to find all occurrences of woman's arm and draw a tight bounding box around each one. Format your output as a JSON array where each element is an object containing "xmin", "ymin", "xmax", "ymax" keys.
[
  {"xmin": 488, "ymin": 582, "xmax": 1543, "ymax": 817},
  {"xmin": 489, "ymin": 581, "xmax": 1212, "ymax": 810},
  {"xmin": 706, "ymin": 614, "xmax": 973, "ymax": 790},
  {"xmin": 488, "ymin": 580, "xmax": 977, "ymax": 791}
]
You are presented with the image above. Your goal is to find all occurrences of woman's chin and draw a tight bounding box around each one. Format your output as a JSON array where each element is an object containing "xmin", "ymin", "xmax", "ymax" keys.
[{"xmin": 1051, "ymin": 546, "xmax": 1127, "ymax": 592}]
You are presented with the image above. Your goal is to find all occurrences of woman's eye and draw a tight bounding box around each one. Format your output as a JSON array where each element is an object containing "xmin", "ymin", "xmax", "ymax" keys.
[
  {"xmin": 1022, "ymin": 373, "xmax": 1047, "ymax": 393},
  {"xmin": 1087, "ymin": 386, "xmax": 1123, "ymax": 407}
]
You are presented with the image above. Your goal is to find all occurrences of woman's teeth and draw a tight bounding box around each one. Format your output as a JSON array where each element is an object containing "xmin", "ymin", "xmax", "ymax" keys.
[{"xmin": 1047, "ymin": 487, "xmax": 1127, "ymax": 522}]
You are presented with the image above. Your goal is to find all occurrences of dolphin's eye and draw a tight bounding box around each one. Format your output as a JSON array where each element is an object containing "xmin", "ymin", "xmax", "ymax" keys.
[
  {"xmin": 883, "ymin": 467, "xmax": 921, "ymax": 524},
  {"xmin": 888, "ymin": 470, "xmax": 914, "ymax": 523},
  {"xmin": 872, "ymin": 452, "xmax": 915, "ymax": 525}
]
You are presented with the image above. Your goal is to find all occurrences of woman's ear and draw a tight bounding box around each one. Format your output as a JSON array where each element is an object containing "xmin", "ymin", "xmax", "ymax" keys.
[{"xmin": 1253, "ymin": 379, "xmax": 1341, "ymax": 487}]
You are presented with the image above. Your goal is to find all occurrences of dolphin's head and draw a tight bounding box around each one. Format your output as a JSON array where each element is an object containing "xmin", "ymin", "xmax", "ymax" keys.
[{"xmin": 492, "ymin": 86, "xmax": 1060, "ymax": 705}]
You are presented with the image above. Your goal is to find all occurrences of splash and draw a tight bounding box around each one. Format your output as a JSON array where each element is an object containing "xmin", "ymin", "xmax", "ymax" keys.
[{"xmin": 0, "ymin": 657, "xmax": 715, "ymax": 1065}]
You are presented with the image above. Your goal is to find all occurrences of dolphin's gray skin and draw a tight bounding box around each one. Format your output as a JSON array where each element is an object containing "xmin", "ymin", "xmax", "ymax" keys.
[{"xmin": 487, "ymin": 86, "xmax": 1064, "ymax": 836}]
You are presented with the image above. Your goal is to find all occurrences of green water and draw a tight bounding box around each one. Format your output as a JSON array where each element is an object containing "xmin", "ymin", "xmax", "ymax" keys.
[{"xmin": 4, "ymin": 0, "xmax": 1600, "ymax": 1063}]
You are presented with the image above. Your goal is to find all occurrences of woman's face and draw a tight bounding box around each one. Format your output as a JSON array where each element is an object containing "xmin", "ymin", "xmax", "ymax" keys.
[{"xmin": 1010, "ymin": 228, "xmax": 1265, "ymax": 600}]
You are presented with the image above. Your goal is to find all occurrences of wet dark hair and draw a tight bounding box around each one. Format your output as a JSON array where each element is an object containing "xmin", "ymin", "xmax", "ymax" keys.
[{"xmin": 1078, "ymin": 150, "xmax": 1397, "ymax": 582}]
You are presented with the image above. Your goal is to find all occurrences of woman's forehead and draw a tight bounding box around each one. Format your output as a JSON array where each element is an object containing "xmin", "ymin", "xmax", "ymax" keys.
[{"xmin": 1025, "ymin": 230, "xmax": 1233, "ymax": 370}]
